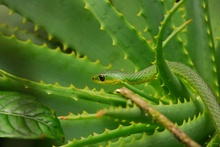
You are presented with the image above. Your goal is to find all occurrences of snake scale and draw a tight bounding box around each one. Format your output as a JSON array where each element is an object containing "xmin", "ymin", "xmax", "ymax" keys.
[{"xmin": 92, "ymin": 62, "xmax": 220, "ymax": 135}]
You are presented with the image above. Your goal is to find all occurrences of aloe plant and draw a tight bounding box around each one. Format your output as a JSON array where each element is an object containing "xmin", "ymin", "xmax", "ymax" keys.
[{"xmin": 0, "ymin": 0, "xmax": 220, "ymax": 146}]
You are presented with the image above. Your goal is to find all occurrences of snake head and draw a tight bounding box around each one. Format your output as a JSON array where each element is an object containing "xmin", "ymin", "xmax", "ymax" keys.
[
  {"xmin": 92, "ymin": 71, "xmax": 122, "ymax": 84},
  {"xmin": 92, "ymin": 74, "xmax": 106, "ymax": 83}
]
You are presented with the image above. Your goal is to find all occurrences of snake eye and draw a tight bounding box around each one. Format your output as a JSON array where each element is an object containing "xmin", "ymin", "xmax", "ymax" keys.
[{"xmin": 99, "ymin": 75, "xmax": 105, "ymax": 82}]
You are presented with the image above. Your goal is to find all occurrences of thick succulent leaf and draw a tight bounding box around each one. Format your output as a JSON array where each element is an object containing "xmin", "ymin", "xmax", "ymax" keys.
[
  {"xmin": 0, "ymin": 0, "xmax": 219, "ymax": 146},
  {"xmin": 208, "ymin": 0, "xmax": 220, "ymax": 46},
  {"xmin": 216, "ymin": 42, "xmax": 220, "ymax": 91},
  {"xmin": 109, "ymin": 0, "xmax": 149, "ymax": 40},
  {"xmin": 185, "ymin": 0, "xmax": 219, "ymax": 95},
  {"xmin": 59, "ymin": 112, "xmax": 128, "ymax": 143},
  {"xmin": 0, "ymin": 25, "xmax": 58, "ymax": 49},
  {"xmin": 107, "ymin": 113, "xmax": 213, "ymax": 147},
  {"xmin": 0, "ymin": 33, "xmax": 112, "ymax": 90},
  {"xmin": 0, "ymin": 91, "xmax": 64, "ymax": 141},
  {"xmin": 60, "ymin": 123, "xmax": 156, "ymax": 147},
  {"xmin": 61, "ymin": 112, "xmax": 213, "ymax": 147},
  {"xmin": 0, "ymin": 68, "xmax": 126, "ymax": 111},
  {"xmin": 138, "ymin": 0, "xmax": 165, "ymax": 40},
  {"xmin": 99, "ymin": 97, "xmax": 205, "ymax": 125},
  {"xmin": 0, "ymin": 0, "xmax": 135, "ymax": 70},
  {"xmin": 84, "ymin": 0, "xmax": 155, "ymax": 69}
]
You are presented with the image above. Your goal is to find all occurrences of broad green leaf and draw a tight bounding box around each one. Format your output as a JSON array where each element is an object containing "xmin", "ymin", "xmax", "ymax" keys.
[{"xmin": 0, "ymin": 91, "xmax": 64, "ymax": 141}]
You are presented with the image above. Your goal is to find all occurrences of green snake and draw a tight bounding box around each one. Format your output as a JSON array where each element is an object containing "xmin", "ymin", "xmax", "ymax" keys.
[{"xmin": 92, "ymin": 61, "xmax": 220, "ymax": 135}]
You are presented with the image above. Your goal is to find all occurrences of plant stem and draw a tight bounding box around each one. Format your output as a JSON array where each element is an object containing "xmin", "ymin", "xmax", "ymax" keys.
[{"xmin": 116, "ymin": 87, "xmax": 201, "ymax": 147}]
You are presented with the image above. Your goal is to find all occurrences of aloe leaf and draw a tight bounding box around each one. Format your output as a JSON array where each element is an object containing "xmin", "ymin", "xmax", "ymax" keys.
[
  {"xmin": 84, "ymin": 0, "xmax": 154, "ymax": 69},
  {"xmin": 109, "ymin": 1, "xmax": 148, "ymax": 40},
  {"xmin": 0, "ymin": 24, "xmax": 58, "ymax": 49},
  {"xmin": 62, "ymin": 112, "xmax": 213, "ymax": 147},
  {"xmin": 0, "ymin": 68, "xmax": 126, "ymax": 106},
  {"xmin": 99, "ymin": 97, "xmax": 205, "ymax": 125},
  {"xmin": 0, "ymin": 0, "xmax": 219, "ymax": 146},
  {"xmin": 107, "ymin": 113, "xmax": 213, "ymax": 147},
  {"xmin": 60, "ymin": 123, "xmax": 156, "ymax": 147},
  {"xmin": 59, "ymin": 112, "xmax": 129, "ymax": 143},
  {"xmin": 185, "ymin": 0, "xmax": 218, "ymax": 95},
  {"xmin": 0, "ymin": 91, "xmax": 64, "ymax": 141},
  {"xmin": 0, "ymin": 0, "xmax": 135, "ymax": 70},
  {"xmin": 163, "ymin": 19, "xmax": 192, "ymax": 48},
  {"xmin": 209, "ymin": 0, "xmax": 220, "ymax": 44},
  {"xmin": 138, "ymin": 0, "xmax": 164, "ymax": 41},
  {"xmin": 155, "ymin": 0, "xmax": 190, "ymax": 100},
  {"xmin": 216, "ymin": 42, "xmax": 220, "ymax": 92},
  {"xmin": 0, "ymin": 33, "xmax": 112, "ymax": 90}
]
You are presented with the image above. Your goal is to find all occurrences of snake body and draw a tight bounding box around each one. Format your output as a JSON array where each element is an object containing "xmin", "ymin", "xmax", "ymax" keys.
[{"xmin": 92, "ymin": 62, "xmax": 220, "ymax": 134}]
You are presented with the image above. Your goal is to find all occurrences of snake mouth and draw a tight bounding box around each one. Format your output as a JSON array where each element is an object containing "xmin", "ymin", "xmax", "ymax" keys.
[
  {"xmin": 92, "ymin": 75, "xmax": 121, "ymax": 84},
  {"xmin": 91, "ymin": 75, "xmax": 105, "ymax": 83}
]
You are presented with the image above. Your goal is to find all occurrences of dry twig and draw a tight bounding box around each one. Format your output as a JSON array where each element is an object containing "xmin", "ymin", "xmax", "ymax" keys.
[{"xmin": 116, "ymin": 87, "xmax": 201, "ymax": 147}]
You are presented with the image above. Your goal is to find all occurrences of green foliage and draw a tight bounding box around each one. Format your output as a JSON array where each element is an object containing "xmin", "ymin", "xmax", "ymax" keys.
[
  {"xmin": 0, "ymin": 0, "xmax": 219, "ymax": 146},
  {"xmin": 0, "ymin": 91, "xmax": 63, "ymax": 140}
]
